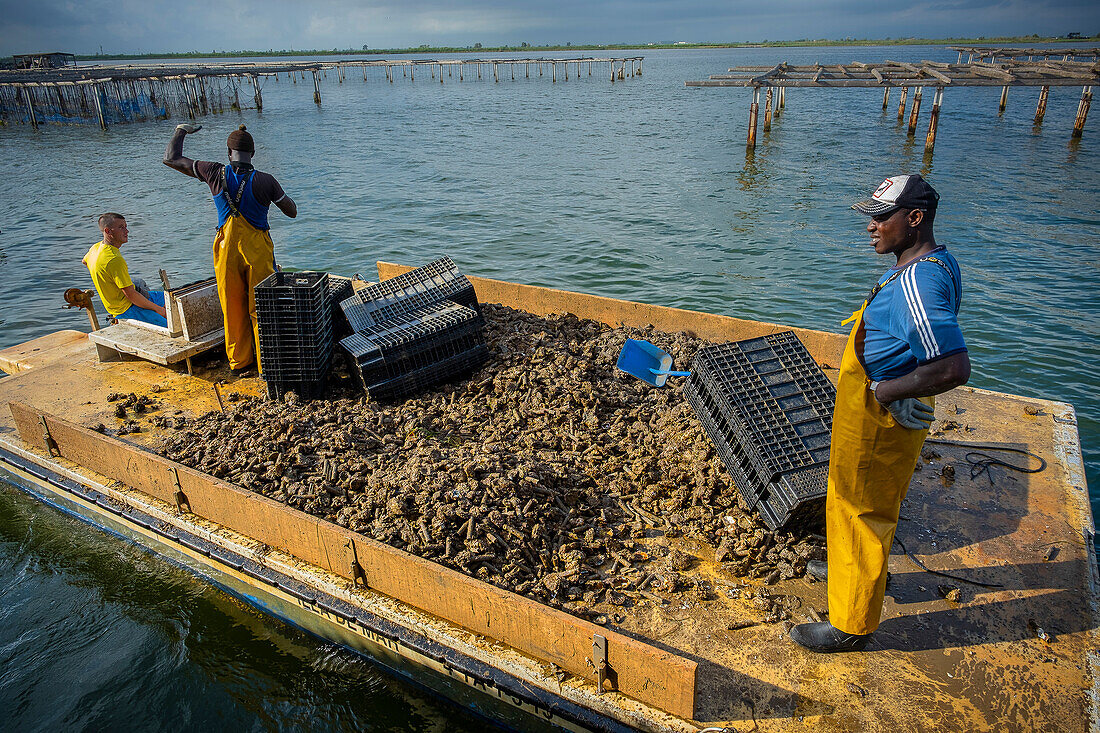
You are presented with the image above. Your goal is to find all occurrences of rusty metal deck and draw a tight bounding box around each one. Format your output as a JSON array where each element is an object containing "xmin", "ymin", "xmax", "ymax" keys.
[{"xmin": 0, "ymin": 269, "xmax": 1095, "ymax": 732}]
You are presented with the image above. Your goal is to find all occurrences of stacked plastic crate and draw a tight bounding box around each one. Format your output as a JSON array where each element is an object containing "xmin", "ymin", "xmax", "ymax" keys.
[
  {"xmin": 338, "ymin": 257, "xmax": 487, "ymax": 401},
  {"xmin": 255, "ymin": 271, "xmax": 333, "ymax": 400},
  {"xmin": 684, "ymin": 331, "xmax": 836, "ymax": 530},
  {"xmin": 326, "ymin": 275, "xmax": 355, "ymax": 339}
]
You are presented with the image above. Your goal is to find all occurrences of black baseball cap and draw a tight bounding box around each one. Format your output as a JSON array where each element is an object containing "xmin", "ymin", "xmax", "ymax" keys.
[{"xmin": 851, "ymin": 174, "xmax": 939, "ymax": 216}]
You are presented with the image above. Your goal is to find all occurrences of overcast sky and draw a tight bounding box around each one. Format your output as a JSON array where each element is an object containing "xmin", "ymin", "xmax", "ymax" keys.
[{"xmin": 2, "ymin": 0, "xmax": 1097, "ymax": 55}]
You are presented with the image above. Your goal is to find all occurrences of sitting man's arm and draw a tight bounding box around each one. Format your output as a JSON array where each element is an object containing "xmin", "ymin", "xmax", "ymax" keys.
[
  {"xmin": 163, "ymin": 124, "xmax": 202, "ymax": 177},
  {"xmin": 873, "ymin": 351, "xmax": 971, "ymax": 403},
  {"xmin": 121, "ymin": 285, "xmax": 167, "ymax": 318}
]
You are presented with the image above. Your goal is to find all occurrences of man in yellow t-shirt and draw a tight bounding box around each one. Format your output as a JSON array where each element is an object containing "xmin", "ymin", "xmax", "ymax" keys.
[{"xmin": 82, "ymin": 213, "xmax": 168, "ymax": 327}]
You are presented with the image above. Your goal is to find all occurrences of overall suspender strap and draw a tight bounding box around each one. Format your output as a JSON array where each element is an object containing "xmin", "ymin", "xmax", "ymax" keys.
[
  {"xmin": 864, "ymin": 254, "xmax": 956, "ymax": 307},
  {"xmin": 220, "ymin": 165, "xmax": 254, "ymax": 219},
  {"xmin": 851, "ymin": 254, "xmax": 958, "ymax": 373}
]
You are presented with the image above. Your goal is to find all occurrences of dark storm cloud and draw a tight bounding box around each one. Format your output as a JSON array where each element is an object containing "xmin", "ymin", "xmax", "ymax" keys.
[{"xmin": 1, "ymin": 0, "xmax": 1097, "ymax": 54}]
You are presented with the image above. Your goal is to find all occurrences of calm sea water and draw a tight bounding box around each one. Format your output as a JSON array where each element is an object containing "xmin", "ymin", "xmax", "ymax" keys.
[{"xmin": 1, "ymin": 46, "xmax": 1097, "ymax": 730}]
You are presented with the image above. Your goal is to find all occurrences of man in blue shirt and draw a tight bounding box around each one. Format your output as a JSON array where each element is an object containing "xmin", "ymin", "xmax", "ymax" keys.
[{"xmin": 791, "ymin": 174, "xmax": 971, "ymax": 653}]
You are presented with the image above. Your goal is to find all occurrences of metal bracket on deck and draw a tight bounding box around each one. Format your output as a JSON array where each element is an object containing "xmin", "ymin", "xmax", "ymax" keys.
[
  {"xmin": 170, "ymin": 467, "xmax": 191, "ymax": 513},
  {"xmin": 591, "ymin": 633, "xmax": 616, "ymax": 693},
  {"xmin": 346, "ymin": 539, "xmax": 368, "ymax": 588},
  {"xmin": 39, "ymin": 416, "xmax": 60, "ymax": 457}
]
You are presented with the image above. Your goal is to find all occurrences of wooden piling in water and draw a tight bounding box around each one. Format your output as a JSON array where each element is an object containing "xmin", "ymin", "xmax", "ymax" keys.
[
  {"xmin": 1035, "ymin": 85, "xmax": 1049, "ymax": 124},
  {"xmin": 925, "ymin": 87, "xmax": 943, "ymax": 152},
  {"xmin": 999, "ymin": 85, "xmax": 1009, "ymax": 112},
  {"xmin": 312, "ymin": 69, "xmax": 321, "ymax": 104},
  {"xmin": 763, "ymin": 87, "xmax": 773, "ymax": 132},
  {"xmin": 92, "ymin": 82, "xmax": 107, "ymax": 129},
  {"xmin": 183, "ymin": 78, "xmax": 196, "ymax": 119},
  {"xmin": 1073, "ymin": 86, "xmax": 1092, "ymax": 138},
  {"xmin": 251, "ymin": 75, "xmax": 263, "ymax": 112},
  {"xmin": 778, "ymin": 86, "xmax": 784, "ymax": 111},
  {"xmin": 882, "ymin": 86, "xmax": 890, "ymax": 109},
  {"xmin": 897, "ymin": 87, "xmax": 908, "ymax": 121},
  {"xmin": 747, "ymin": 87, "xmax": 760, "ymax": 149},
  {"xmin": 907, "ymin": 86, "xmax": 922, "ymax": 135},
  {"xmin": 20, "ymin": 85, "xmax": 37, "ymax": 129}
]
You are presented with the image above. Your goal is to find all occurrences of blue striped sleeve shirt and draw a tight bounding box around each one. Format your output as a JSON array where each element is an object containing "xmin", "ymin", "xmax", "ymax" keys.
[{"xmin": 859, "ymin": 246, "xmax": 967, "ymax": 381}]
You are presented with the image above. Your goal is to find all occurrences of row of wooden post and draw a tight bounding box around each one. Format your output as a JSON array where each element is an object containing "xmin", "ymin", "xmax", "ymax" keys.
[
  {"xmin": 9, "ymin": 58, "xmax": 642, "ymax": 125},
  {"xmin": 12, "ymin": 73, "xmax": 262, "ymax": 130},
  {"xmin": 746, "ymin": 82, "xmax": 1093, "ymax": 151},
  {"xmin": 991, "ymin": 83, "xmax": 1091, "ymax": 135},
  {"xmin": 746, "ymin": 85, "xmax": 785, "ymax": 148},
  {"xmin": 312, "ymin": 58, "xmax": 639, "ymax": 96}
]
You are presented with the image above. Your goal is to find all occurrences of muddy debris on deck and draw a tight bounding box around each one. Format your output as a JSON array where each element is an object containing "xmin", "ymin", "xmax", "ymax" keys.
[{"xmin": 156, "ymin": 304, "xmax": 824, "ymax": 623}]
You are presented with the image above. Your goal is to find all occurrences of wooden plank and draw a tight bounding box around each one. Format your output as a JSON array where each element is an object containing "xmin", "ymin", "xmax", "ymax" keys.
[
  {"xmin": 0, "ymin": 331, "xmax": 89, "ymax": 375},
  {"xmin": 750, "ymin": 63, "xmax": 783, "ymax": 85},
  {"xmin": 87, "ymin": 322, "xmax": 223, "ymax": 364},
  {"xmin": 924, "ymin": 67, "xmax": 952, "ymax": 84},
  {"xmin": 970, "ymin": 63, "xmax": 1016, "ymax": 81},
  {"xmin": 8, "ymin": 402, "xmax": 698, "ymax": 720}
]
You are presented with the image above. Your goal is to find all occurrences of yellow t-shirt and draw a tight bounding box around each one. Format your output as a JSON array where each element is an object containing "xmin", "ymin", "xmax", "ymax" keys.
[{"xmin": 84, "ymin": 241, "xmax": 133, "ymax": 316}]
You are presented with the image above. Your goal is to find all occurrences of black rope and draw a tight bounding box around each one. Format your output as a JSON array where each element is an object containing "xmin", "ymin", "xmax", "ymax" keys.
[
  {"xmin": 892, "ymin": 534, "xmax": 1004, "ymax": 588},
  {"xmin": 891, "ymin": 439, "xmax": 1046, "ymax": 588},
  {"xmin": 924, "ymin": 439, "xmax": 1047, "ymax": 486}
]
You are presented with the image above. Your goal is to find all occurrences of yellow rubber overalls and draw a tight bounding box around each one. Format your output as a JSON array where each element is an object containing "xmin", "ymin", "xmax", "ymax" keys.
[
  {"xmin": 826, "ymin": 268, "xmax": 934, "ymax": 635},
  {"xmin": 214, "ymin": 169, "xmax": 275, "ymax": 372}
]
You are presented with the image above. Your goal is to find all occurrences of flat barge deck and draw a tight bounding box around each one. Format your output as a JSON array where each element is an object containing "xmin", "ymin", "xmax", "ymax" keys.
[{"xmin": 0, "ymin": 265, "xmax": 1095, "ymax": 732}]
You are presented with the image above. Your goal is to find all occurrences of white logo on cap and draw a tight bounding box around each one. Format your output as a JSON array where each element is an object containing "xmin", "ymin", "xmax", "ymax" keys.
[{"xmin": 873, "ymin": 179, "xmax": 894, "ymax": 200}]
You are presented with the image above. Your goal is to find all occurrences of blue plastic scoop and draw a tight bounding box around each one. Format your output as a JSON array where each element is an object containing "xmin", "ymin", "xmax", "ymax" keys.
[{"xmin": 616, "ymin": 339, "xmax": 691, "ymax": 387}]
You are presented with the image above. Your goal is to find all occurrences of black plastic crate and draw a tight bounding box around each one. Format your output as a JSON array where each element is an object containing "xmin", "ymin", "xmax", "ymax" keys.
[
  {"xmin": 256, "ymin": 271, "xmax": 334, "ymax": 384},
  {"xmin": 685, "ymin": 331, "xmax": 835, "ymax": 530},
  {"xmin": 327, "ymin": 275, "xmax": 355, "ymax": 338},
  {"xmin": 340, "ymin": 256, "xmax": 479, "ymax": 330},
  {"xmin": 359, "ymin": 343, "xmax": 489, "ymax": 401},
  {"xmin": 341, "ymin": 302, "xmax": 485, "ymax": 394},
  {"xmin": 265, "ymin": 377, "xmax": 327, "ymax": 401},
  {"xmin": 261, "ymin": 346, "xmax": 333, "ymax": 382},
  {"xmin": 255, "ymin": 271, "xmax": 329, "ymax": 309}
]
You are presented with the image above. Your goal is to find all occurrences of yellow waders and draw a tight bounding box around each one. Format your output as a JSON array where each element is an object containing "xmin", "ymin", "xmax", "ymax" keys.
[
  {"xmin": 826, "ymin": 300, "xmax": 932, "ymax": 635},
  {"xmin": 213, "ymin": 215, "xmax": 275, "ymax": 371}
]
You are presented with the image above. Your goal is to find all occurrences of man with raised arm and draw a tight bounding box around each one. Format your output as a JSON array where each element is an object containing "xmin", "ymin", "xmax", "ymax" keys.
[
  {"xmin": 163, "ymin": 123, "xmax": 297, "ymax": 374},
  {"xmin": 83, "ymin": 213, "xmax": 168, "ymax": 327},
  {"xmin": 790, "ymin": 174, "xmax": 971, "ymax": 653}
]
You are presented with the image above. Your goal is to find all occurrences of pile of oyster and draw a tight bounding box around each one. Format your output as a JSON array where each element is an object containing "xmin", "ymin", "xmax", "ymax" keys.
[{"xmin": 157, "ymin": 304, "xmax": 823, "ymax": 622}]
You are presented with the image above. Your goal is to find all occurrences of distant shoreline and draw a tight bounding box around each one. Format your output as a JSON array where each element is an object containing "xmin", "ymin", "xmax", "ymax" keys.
[{"xmin": 65, "ymin": 35, "xmax": 1100, "ymax": 61}]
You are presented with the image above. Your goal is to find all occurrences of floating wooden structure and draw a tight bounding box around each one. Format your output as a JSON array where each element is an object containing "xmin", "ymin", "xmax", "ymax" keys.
[
  {"xmin": 0, "ymin": 56, "xmax": 643, "ymax": 129},
  {"xmin": 687, "ymin": 59, "xmax": 1099, "ymax": 151},
  {"xmin": 950, "ymin": 46, "xmax": 1100, "ymax": 62},
  {"xmin": 0, "ymin": 264, "xmax": 1096, "ymax": 731}
]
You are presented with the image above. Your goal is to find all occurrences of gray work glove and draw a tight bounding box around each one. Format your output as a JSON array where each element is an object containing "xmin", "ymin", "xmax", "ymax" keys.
[
  {"xmin": 175, "ymin": 123, "xmax": 202, "ymax": 134},
  {"xmin": 870, "ymin": 381, "xmax": 935, "ymax": 430}
]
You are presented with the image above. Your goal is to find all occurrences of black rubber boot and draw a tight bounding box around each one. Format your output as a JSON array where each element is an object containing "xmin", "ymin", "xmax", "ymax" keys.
[
  {"xmin": 805, "ymin": 560, "xmax": 828, "ymax": 581},
  {"xmin": 789, "ymin": 622, "xmax": 871, "ymax": 653}
]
